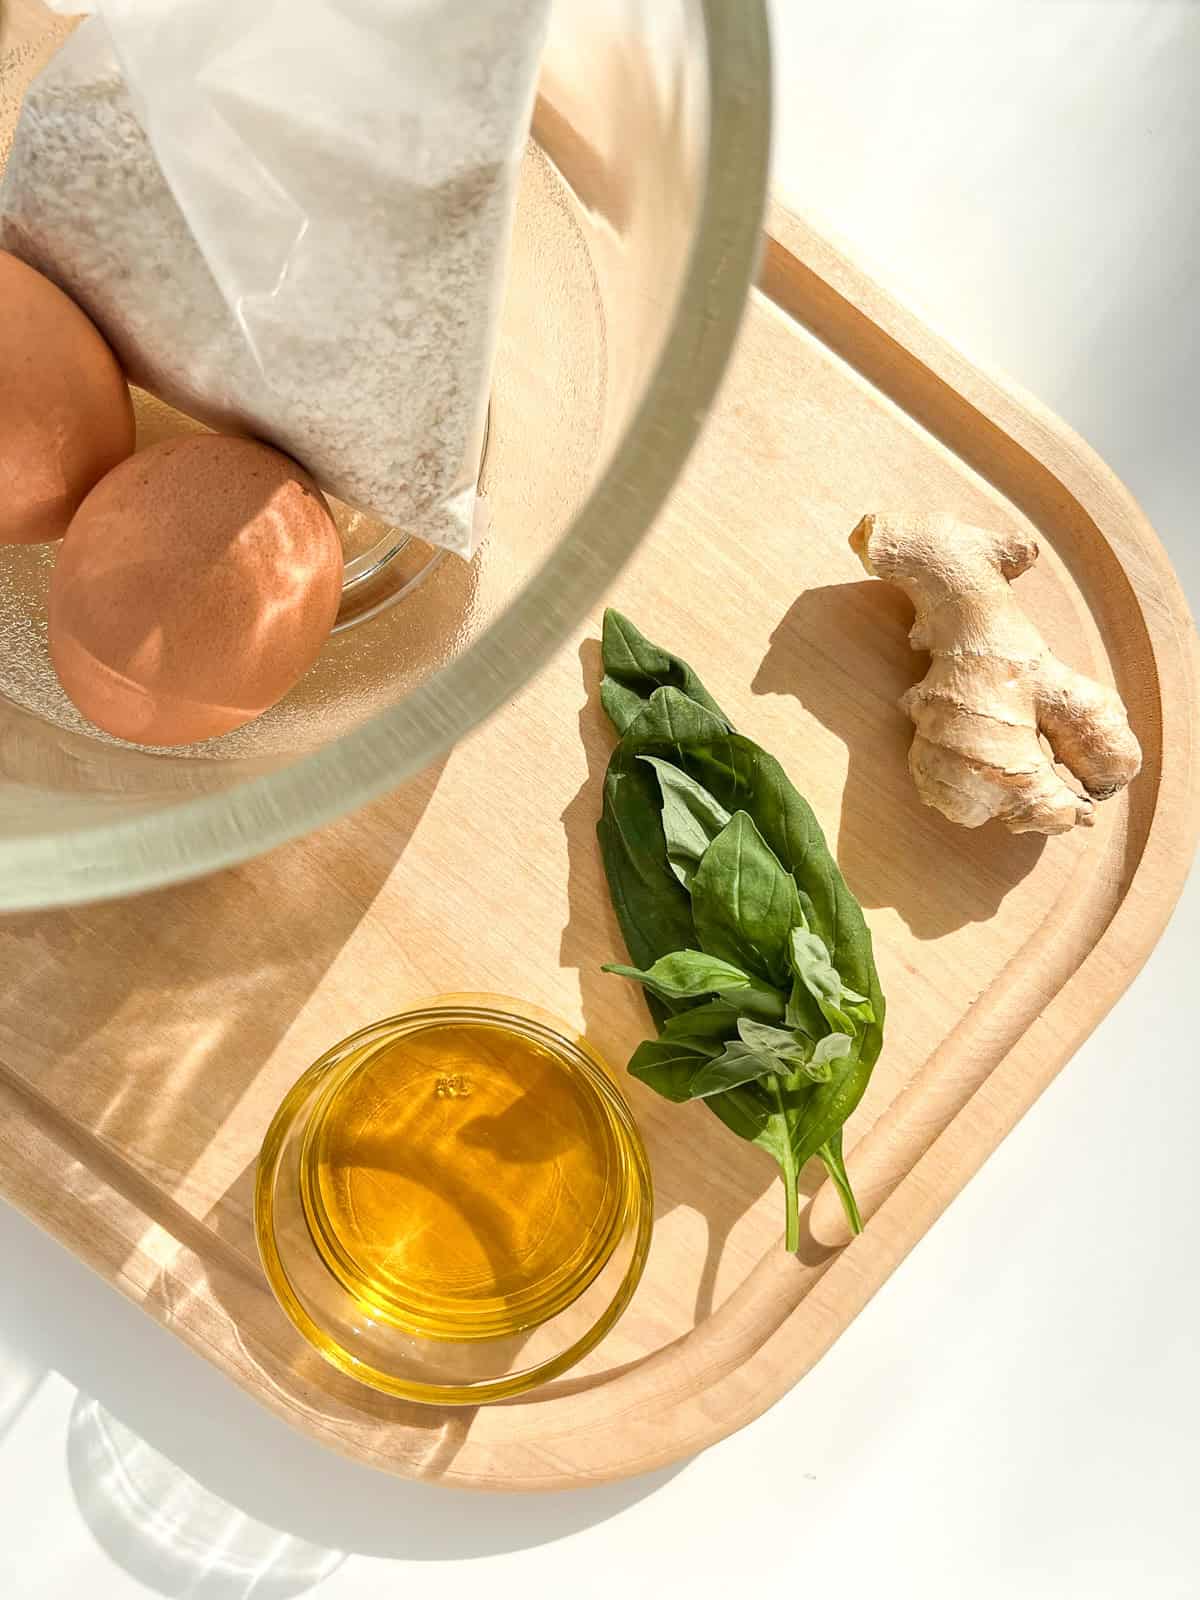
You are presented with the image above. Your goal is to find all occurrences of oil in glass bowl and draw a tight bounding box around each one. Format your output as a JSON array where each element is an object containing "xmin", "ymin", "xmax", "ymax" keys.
[{"xmin": 255, "ymin": 996, "xmax": 652, "ymax": 1405}]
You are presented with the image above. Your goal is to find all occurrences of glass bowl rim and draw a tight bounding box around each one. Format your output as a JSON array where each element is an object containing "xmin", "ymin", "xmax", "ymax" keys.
[
  {"xmin": 253, "ymin": 993, "xmax": 655, "ymax": 1405},
  {"xmin": 1, "ymin": 0, "xmax": 772, "ymax": 909}
]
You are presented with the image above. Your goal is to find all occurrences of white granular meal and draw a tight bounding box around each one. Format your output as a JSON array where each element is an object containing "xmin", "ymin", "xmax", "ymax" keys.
[{"xmin": 0, "ymin": 5, "xmax": 549, "ymax": 555}]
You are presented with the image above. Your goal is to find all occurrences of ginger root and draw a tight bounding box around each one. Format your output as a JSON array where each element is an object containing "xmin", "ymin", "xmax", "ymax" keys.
[{"xmin": 850, "ymin": 513, "xmax": 1141, "ymax": 834}]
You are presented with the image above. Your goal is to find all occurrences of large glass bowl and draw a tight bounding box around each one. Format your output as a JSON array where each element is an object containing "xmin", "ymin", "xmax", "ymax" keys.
[{"xmin": 0, "ymin": 0, "xmax": 771, "ymax": 909}]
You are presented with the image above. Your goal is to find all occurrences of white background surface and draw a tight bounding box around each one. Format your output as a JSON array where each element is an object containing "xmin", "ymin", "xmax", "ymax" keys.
[{"xmin": 2, "ymin": 3, "xmax": 1197, "ymax": 1596}]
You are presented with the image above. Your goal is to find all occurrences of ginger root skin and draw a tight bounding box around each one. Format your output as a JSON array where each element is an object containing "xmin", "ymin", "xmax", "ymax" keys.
[{"xmin": 850, "ymin": 513, "xmax": 1142, "ymax": 835}]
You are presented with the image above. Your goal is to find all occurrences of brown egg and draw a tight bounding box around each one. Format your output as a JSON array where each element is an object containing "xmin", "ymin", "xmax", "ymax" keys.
[
  {"xmin": 49, "ymin": 435, "xmax": 343, "ymax": 745},
  {"xmin": 0, "ymin": 251, "xmax": 135, "ymax": 544}
]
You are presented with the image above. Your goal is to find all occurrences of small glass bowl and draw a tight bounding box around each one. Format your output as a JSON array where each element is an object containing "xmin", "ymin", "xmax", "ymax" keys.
[{"xmin": 254, "ymin": 995, "xmax": 652, "ymax": 1405}]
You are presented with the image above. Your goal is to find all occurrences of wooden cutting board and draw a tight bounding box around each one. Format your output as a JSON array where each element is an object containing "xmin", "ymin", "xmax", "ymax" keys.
[{"xmin": 0, "ymin": 181, "xmax": 1196, "ymax": 1483}]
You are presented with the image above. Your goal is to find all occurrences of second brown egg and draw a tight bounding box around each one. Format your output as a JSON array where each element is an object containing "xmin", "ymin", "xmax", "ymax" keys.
[{"xmin": 49, "ymin": 435, "xmax": 344, "ymax": 746}]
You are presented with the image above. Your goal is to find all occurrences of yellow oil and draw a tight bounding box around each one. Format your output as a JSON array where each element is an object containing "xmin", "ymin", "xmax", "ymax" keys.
[{"xmin": 297, "ymin": 1020, "xmax": 625, "ymax": 1341}]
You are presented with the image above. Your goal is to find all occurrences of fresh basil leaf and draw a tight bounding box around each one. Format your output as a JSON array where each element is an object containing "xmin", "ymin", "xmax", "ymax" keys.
[
  {"xmin": 785, "ymin": 976, "xmax": 826, "ymax": 1037},
  {"xmin": 687, "ymin": 1044, "xmax": 831, "ymax": 1100},
  {"xmin": 689, "ymin": 1042, "xmax": 787, "ymax": 1098},
  {"xmin": 603, "ymin": 949, "xmax": 757, "ymax": 1003},
  {"xmin": 600, "ymin": 610, "xmax": 732, "ymax": 736},
  {"xmin": 777, "ymin": 1031, "xmax": 853, "ymax": 1086},
  {"xmin": 789, "ymin": 926, "xmax": 876, "ymax": 1035},
  {"xmin": 734, "ymin": 985, "xmax": 790, "ymax": 1024},
  {"xmin": 734, "ymin": 1018, "xmax": 819, "ymax": 1078},
  {"xmin": 627, "ymin": 1037, "xmax": 715, "ymax": 1103},
  {"xmin": 725, "ymin": 1018, "xmax": 850, "ymax": 1084},
  {"xmin": 690, "ymin": 811, "xmax": 803, "ymax": 987},
  {"xmin": 789, "ymin": 925, "xmax": 844, "ymax": 1008},
  {"xmin": 704, "ymin": 1081, "xmax": 773, "ymax": 1144},
  {"xmin": 660, "ymin": 999, "xmax": 745, "ymax": 1047},
  {"xmin": 597, "ymin": 744, "xmax": 695, "ymax": 979},
  {"xmin": 639, "ymin": 756, "xmax": 731, "ymax": 889},
  {"xmin": 810, "ymin": 1031, "xmax": 854, "ymax": 1071},
  {"xmin": 597, "ymin": 693, "xmax": 733, "ymax": 1004},
  {"xmin": 736, "ymin": 1018, "xmax": 808, "ymax": 1054},
  {"xmin": 625, "ymin": 687, "xmax": 731, "ymax": 757}
]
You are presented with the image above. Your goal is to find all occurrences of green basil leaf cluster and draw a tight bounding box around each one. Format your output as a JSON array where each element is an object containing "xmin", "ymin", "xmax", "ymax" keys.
[{"xmin": 596, "ymin": 610, "xmax": 885, "ymax": 1250}]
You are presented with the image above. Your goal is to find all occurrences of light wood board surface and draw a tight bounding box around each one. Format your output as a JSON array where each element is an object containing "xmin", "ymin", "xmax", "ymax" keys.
[{"xmin": 0, "ymin": 184, "xmax": 1196, "ymax": 1483}]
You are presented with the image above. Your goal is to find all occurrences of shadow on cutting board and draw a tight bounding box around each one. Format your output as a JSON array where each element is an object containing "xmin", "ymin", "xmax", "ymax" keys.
[
  {"xmin": 753, "ymin": 580, "xmax": 1046, "ymax": 939},
  {"xmin": 0, "ymin": 755, "xmax": 447, "ymax": 1226}
]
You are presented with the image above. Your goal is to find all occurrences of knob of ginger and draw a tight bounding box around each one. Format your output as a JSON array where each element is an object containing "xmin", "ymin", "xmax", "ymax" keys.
[{"xmin": 851, "ymin": 513, "xmax": 1141, "ymax": 835}]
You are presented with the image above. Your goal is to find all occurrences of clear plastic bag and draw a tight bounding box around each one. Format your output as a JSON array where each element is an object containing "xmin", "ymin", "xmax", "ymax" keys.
[{"xmin": 1, "ymin": 0, "xmax": 550, "ymax": 555}]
